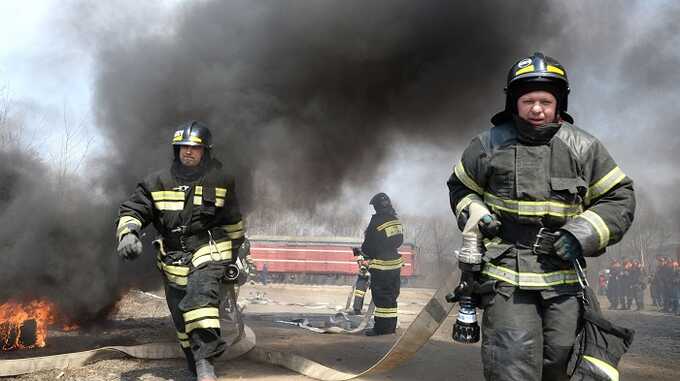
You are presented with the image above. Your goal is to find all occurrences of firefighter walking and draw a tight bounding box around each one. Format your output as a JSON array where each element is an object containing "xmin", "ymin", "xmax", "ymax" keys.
[
  {"xmin": 116, "ymin": 121, "xmax": 245, "ymax": 381},
  {"xmin": 361, "ymin": 193, "xmax": 404, "ymax": 336},
  {"xmin": 447, "ymin": 53, "xmax": 635, "ymax": 380}
]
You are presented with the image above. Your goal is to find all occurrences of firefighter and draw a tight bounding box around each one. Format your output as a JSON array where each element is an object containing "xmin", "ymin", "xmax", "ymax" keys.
[
  {"xmin": 629, "ymin": 259, "xmax": 645, "ymax": 311},
  {"xmin": 447, "ymin": 52, "xmax": 635, "ymax": 381},
  {"xmin": 651, "ymin": 256, "xmax": 664, "ymax": 309},
  {"xmin": 621, "ymin": 258, "xmax": 633, "ymax": 309},
  {"xmin": 659, "ymin": 257, "xmax": 675, "ymax": 312},
  {"xmin": 607, "ymin": 260, "xmax": 622, "ymax": 309},
  {"xmin": 361, "ymin": 192, "xmax": 404, "ymax": 336},
  {"xmin": 116, "ymin": 121, "xmax": 245, "ymax": 381}
]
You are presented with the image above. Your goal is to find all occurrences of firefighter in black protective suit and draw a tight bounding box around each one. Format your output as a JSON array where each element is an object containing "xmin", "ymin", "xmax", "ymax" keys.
[
  {"xmin": 116, "ymin": 121, "xmax": 245, "ymax": 381},
  {"xmin": 361, "ymin": 193, "xmax": 404, "ymax": 336},
  {"xmin": 447, "ymin": 53, "xmax": 635, "ymax": 381}
]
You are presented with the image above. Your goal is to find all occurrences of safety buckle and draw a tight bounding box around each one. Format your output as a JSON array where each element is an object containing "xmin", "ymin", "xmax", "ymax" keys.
[
  {"xmin": 532, "ymin": 228, "xmax": 558, "ymax": 256},
  {"xmin": 171, "ymin": 226, "xmax": 188, "ymax": 235}
]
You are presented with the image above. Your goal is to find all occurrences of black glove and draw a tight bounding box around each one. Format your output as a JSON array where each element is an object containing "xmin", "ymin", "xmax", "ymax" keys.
[
  {"xmin": 446, "ymin": 270, "xmax": 479, "ymax": 304},
  {"xmin": 478, "ymin": 214, "xmax": 501, "ymax": 238},
  {"xmin": 553, "ymin": 230, "xmax": 582, "ymax": 261},
  {"xmin": 117, "ymin": 233, "xmax": 143, "ymax": 260}
]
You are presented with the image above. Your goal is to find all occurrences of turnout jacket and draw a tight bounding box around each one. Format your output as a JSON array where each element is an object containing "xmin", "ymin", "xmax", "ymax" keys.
[
  {"xmin": 117, "ymin": 159, "xmax": 245, "ymax": 286},
  {"xmin": 361, "ymin": 212, "xmax": 405, "ymax": 271},
  {"xmin": 448, "ymin": 118, "xmax": 635, "ymax": 290}
]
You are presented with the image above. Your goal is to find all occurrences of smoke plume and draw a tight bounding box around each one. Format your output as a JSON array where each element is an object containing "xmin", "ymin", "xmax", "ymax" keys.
[{"xmin": 2, "ymin": 0, "xmax": 680, "ymax": 321}]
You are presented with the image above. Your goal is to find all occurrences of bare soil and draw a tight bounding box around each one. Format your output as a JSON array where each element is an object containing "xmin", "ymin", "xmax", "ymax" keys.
[{"xmin": 2, "ymin": 283, "xmax": 678, "ymax": 381}]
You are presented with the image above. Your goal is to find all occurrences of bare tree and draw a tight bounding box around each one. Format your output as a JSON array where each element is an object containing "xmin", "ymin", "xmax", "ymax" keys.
[{"xmin": 50, "ymin": 104, "xmax": 94, "ymax": 196}]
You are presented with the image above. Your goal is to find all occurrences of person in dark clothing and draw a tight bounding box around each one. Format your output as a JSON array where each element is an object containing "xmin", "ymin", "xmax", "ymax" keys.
[
  {"xmin": 116, "ymin": 121, "xmax": 245, "ymax": 381},
  {"xmin": 629, "ymin": 260, "xmax": 645, "ymax": 311},
  {"xmin": 361, "ymin": 192, "xmax": 404, "ymax": 336},
  {"xmin": 447, "ymin": 53, "xmax": 635, "ymax": 381}
]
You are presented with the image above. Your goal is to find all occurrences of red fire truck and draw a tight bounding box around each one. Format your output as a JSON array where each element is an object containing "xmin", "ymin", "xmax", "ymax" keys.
[{"xmin": 248, "ymin": 235, "xmax": 417, "ymax": 285}]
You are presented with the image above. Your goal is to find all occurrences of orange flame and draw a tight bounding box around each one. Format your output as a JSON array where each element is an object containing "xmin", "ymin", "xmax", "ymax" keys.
[{"xmin": 0, "ymin": 299, "xmax": 57, "ymax": 351}]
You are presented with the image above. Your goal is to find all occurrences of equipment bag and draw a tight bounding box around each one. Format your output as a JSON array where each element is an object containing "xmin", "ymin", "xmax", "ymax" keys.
[{"xmin": 568, "ymin": 261, "xmax": 635, "ymax": 381}]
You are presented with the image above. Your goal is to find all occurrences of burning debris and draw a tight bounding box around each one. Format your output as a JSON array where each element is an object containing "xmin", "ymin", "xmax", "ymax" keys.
[
  {"xmin": 0, "ymin": 299, "xmax": 80, "ymax": 351},
  {"xmin": 0, "ymin": 299, "xmax": 55, "ymax": 350}
]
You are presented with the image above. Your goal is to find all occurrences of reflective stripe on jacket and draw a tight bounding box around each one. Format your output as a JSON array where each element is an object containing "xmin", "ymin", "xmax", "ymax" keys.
[{"xmin": 448, "ymin": 120, "xmax": 635, "ymax": 290}]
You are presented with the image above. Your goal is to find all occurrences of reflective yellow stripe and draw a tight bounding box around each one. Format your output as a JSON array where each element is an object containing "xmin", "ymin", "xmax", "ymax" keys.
[
  {"xmin": 385, "ymin": 225, "xmax": 403, "ymax": 237},
  {"xmin": 586, "ymin": 166, "xmax": 626, "ymax": 205},
  {"xmin": 483, "ymin": 237, "xmax": 504, "ymax": 250},
  {"xmin": 546, "ymin": 65, "xmax": 565, "ymax": 76},
  {"xmin": 157, "ymin": 261, "xmax": 189, "ymax": 286},
  {"xmin": 222, "ymin": 221, "xmax": 245, "ymax": 232},
  {"xmin": 354, "ymin": 290, "xmax": 366, "ymax": 297},
  {"xmin": 578, "ymin": 210, "xmax": 610, "ymax": 250},
  {"xmin": 369, "ymin": 258, "xmax": 404, "ymax": 270},
  {"xmin": 376, "ymin": 220, "xmax": 400, "ymax": 231},
  {"xmin": 484, "ymin": 192, "xmax": 582, "ymax": 217},
  {"xmin": 117, "ymin": 216, "xmax": 143, "ymax": 239},
  {"xmin": 515, "ymin": 64, "xmax": 535, "ymax": 76},
  {"xmin": 454, "ymin": 162, "xmax": 484, "ymax": 195},
  {"xmin": 226, "ymin": 230, "xmax": 245, "ymax": 240},
  {"xmin": 183, "ymin": 307, "xmax": 220, "ymax": 322},
  {"xmin": 455, "ymin": 195, "xmax": 474, "ymax": 217},
  {"xmin": 215, "ymin": 198, "xmax": 224, "ymax": 207},
  {"xmin": 192, "ymin": 240, "xmax": 233, "ymax": 267},
  {"xmin": 583, "ymin": 355, "xmax": 619, "ymax": 381},
  {"xmin": 185, "ymin": 318, "xmax": 221, "ymax": 333},
  {"xmin": 374, "ymin": 307, "xmax": 398, "ymax": 318},
  {"xmin": 160, "ymin": 263, "xmax": 189, "ymax": 276},
  {"xmin": 173, "ymin": 130, "xmax": 183, "ymax": 142},
  {"xmin": 189, "ymin": 135, "xmax": 202, "ymax": 143},
  {"xmin": 154, "ymin": 201, "xmax": 185, "ymax": 211},
  {"xmin": 165, "ymin": 274, "xmax": 187, "ymax": 286},
  {"xmin": 176, "ymin": 331, "xmax": 190, "ymax": 348},
  {"xmin": 194, "ymin": 186, "xmax": 204, "ymax": 205},
  {"xmin": 215, "ymin": 188, "xmax": 227, "ymax": 197},
  {"xmin": 151, "ymin": 191, "xmax": 186, "ymax": 201},
  {"xmin": 482, "ymin": 263, "xmax": 579, "ymax": 287},
  {"xmin": 118, "ymin": 216, "xmax": 142, "ymax": 228}
]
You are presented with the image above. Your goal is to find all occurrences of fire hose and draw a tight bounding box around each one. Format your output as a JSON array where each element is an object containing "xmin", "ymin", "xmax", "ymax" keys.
[{"xmin": 0, "ymin": 272, "xmax": 458, "ymax": 379}]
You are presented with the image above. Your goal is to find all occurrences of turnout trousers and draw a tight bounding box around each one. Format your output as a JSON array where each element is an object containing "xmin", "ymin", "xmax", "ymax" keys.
[
  {"xmin": 481, "ymin": 288, "xmax": 580, "ymax": 381},
  {"xmin": 164, "ymin": 261, "xmax": 228, "ymax": 374},
  {"xmin": 369, "ymin": 267, "xmax": 400, "ymax": 333}
]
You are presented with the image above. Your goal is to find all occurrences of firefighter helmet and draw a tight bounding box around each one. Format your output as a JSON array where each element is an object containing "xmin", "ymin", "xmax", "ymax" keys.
[
  {"xmin": 172, "ymin": 120, "xmax": 213, "ymax": 148},
  {"xmin": 502, "ymin": 52, "xmax": 572, "ymax": 123},
  {"xmin": 369, "ymin": 192, "xmax": 393, "ymax": 212}
]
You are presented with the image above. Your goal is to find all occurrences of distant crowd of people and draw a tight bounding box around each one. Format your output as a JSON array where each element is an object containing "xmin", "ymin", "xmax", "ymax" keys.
[{"xmin": 599, "ymin": 256, "xmax": 680, "ymax": 314}]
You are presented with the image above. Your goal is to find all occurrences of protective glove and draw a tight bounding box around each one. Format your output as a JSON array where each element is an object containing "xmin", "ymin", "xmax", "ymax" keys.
[
  {"xmin": 553, "ymin": 230, "xmax": 582, "ymax": 261},
  {"xmin": 117, "ymin": 233, "xmax": 143, "ymax": 260},
  {"xmin": 478, "ymin": 214, "xmax": 502, "ymax": 238}
]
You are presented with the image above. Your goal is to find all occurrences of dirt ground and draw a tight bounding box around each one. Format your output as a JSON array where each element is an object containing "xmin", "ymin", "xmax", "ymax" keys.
[{"xmin": 2, "ymin": 283, "xmax": 679, "ymax": 381}]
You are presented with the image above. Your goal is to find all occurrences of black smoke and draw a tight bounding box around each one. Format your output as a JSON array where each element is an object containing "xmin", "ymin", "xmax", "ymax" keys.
[
  {"xmin": 4, "ymin": 0, "xmax": 679, "ymax": 322},
  {"xmin": 88, "ymin": 0, "xmax": 560, "ymax": 210}
]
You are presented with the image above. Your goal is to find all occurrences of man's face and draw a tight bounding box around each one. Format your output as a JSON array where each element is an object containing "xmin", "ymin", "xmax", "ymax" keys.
[
  {"xmin": 516, "ymin": 90, "xmax": 558, "ymax": 127},
  {"xmin": 179, "ymin": 145, "xmax": 204, "ymax": 167}
]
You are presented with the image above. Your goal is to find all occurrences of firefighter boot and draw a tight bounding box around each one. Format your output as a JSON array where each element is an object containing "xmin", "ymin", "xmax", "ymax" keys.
[{"xmin": 195, "ymin": 358, "xmax": 217, "ymax": 381}]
